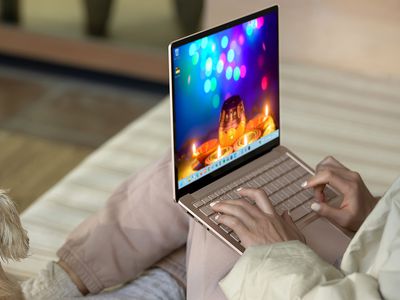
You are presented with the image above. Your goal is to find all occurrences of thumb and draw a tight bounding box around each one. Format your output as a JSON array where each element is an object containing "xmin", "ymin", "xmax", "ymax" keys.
[
  {"xmin": 282, "ymin": 211, "xmax": 297, "ymax": 228},
  {"xmin": 311, "ymin": 202, "xmax": 347, "ymax": 225},
  {"xmin": 282, "ymin": 211, "xmax": 306, "ymax": 243}
]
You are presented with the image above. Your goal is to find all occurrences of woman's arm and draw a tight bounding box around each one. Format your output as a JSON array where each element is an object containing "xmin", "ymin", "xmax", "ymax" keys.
[{"xmin": 219, "ymin": 241, "xmax": 382, "ymax": 300}]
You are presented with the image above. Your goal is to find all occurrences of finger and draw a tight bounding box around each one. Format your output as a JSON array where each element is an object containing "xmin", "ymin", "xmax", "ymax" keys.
[
  {"xmin": 237, "ymin": 188, "xmax": 275, "ymax": 215},
  {"xmin": 310, "ymin": 201, "xmax": 349, "ymax": 227},
  {"xmin": 312, "ymin": 164, "xmax": 348, "ymax": 202},
  {"xmin": 282, "ymin": 211, "xmax": 297, "ymax": 229},
  {"xmin": 282, "ymin": 211, "xmax": 305, "ymax": 243},
  {"xmin": 303, "ymin": 168, "xmax": 351, "ymax": 195},
  {"xmin": 211, "ymin": 201, "xmax": 256, "ymax": 229},
  {"xmin": 216, "ymin": 214, "xmax": 250, "ymax": 240},
  {"xmin": 313, "ymin": 184, "xmax": 326, "ymax": 202},
  {"xmin": 212, "ymin": 198, "xmax": 264, "ymax": 219},
  {"xmin": 316, "ymin": 156, "xmax": 348, "ymax": 171}
]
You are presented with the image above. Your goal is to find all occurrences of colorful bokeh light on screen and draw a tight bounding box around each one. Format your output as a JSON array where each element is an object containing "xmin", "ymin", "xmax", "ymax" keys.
[{"xmin": 173, "ymin": 10, "xmax": 279, "ymax": 188}]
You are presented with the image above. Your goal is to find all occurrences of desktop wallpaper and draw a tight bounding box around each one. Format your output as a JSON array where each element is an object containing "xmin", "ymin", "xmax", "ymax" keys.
[{"xmin": 173, "ymin": 10, "xmax": 279, "ymax": 184}]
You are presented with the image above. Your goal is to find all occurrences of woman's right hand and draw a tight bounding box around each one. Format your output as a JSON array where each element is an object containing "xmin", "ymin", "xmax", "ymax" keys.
[{"xmin": 303, "ymin": 156, "xmax": 378, "ymax": 232}]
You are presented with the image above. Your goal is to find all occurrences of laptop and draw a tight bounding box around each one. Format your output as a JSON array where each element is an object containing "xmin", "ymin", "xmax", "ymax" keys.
[{"xmin": 169, "ymin": 5, "xmax": 351, "ymax": 264}]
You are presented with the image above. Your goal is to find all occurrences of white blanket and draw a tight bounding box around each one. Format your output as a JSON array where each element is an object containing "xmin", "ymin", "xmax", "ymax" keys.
[{"xmin": 220, "ymin": 177, "xmax": 400, "ymax": 300}]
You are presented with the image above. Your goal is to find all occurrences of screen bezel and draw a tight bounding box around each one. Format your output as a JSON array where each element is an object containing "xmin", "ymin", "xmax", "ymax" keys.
[{"xmin": 169, "ymin": 5, "xmax": 280, "ymax": 201}]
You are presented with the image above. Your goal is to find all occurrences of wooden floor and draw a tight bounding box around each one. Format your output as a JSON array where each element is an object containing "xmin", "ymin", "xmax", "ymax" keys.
[
  {"xmin": 0, "ymin": 130, "xmax": 91, "ymax": 212},
  {"xmin": 0, "ymin": 65, "xmax": 165, "ymax": 212}
]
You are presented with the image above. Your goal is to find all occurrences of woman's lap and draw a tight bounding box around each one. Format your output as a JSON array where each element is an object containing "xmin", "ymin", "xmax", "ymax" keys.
[{"xmin": 56, "ymin": 150, "xmax": 239, "ymax": 299}]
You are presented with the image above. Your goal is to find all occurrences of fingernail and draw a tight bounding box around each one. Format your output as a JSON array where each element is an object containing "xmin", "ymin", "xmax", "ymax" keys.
[
  {"xmin": 311, "ymin": 202, "xmax": 321, "ymax": 212},
  {"xmin": 301, "ymin": 181, "xmax": 308, "ymax": 188},
  {"xmin": 236, "ymin": 187, "xmax": 243, "ymax": 192},
  {"xmin": 215, "ymin": 214, "xmax": 220, "ymax": 220},
  {"xmin": 210, "ymin": 200, "xmax": 220, "ymax": 207}
]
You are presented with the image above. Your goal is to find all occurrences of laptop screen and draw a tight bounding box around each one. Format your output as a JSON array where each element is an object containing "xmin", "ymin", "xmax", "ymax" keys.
[{"xmin": 171, "ymin": 6, "xmax": 279, "ymax": 193}]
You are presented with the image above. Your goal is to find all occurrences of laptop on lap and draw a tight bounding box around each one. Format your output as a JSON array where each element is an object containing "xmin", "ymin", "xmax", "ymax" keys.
[{"xmin": 169, "ymin": 5, "xmax": 351, "ymax": 264}]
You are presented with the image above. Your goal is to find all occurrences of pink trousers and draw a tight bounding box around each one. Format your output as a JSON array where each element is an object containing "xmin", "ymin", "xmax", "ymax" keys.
[{"xmin": 57, "ymin": 150, "xmax": 239, "ymax": 299}]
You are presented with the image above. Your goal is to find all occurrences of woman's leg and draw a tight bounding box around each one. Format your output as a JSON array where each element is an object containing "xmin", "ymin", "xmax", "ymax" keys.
[
  {"xmin": 82, "ymin": 268, "xmax": 185, "ymax": 300},
  {"xmin": 186, "ymin": 221, "xmax": 240, "ymax": 300},
  {"xmin": 55, "ymin": 150, "xmax": 189, "ymax": 294}
]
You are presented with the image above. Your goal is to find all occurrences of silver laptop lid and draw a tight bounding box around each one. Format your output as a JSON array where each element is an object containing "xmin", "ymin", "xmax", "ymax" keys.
[{"xmin": 169, "ymin": 6, "xmax": 280, "ymax": 201}]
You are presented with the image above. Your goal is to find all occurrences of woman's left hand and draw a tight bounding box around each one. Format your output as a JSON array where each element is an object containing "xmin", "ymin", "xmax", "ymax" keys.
[{"xmin": 211, "ymin": 188, "xmax": 305, "ymax": 248}]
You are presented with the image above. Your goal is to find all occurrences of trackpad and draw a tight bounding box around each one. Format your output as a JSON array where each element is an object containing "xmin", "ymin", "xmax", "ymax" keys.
[{"xmin": 302, "ymin": 218, "xmax": 351, "ymax": 265}]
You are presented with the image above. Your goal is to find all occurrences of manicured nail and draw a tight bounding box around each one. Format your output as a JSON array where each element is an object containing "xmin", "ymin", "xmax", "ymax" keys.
[
  {"xmin": 236, "ymin": 187, "xmax": 243, "ymax": 192},
  {"xmin": 210, "ymin": 200, "xmax": 220, "ymax": 207},
  {"xmin": 301, "ymin": 181, "xmax": 308, "ymax": 188},
  {"xmin": 215, "ymin": 214, "xmax": 220, "ymax": 220},
  {"xmin": 311, "ymin": 202, "xmax": 321, "ymax": 212}
]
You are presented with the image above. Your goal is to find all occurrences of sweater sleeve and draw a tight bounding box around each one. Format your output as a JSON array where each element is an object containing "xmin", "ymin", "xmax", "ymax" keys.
[{"xmin": 219, "ymin": 241, "xmax": 381, "ymax": 300}]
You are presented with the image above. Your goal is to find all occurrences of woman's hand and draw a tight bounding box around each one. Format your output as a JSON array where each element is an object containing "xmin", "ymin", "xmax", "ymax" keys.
[
  {"xmin": 211, "ymin": 188, "xmax": 305, "ymax": 248},
  {"xmin": 304, "ymin": 156, "xmax": 377, "ymax": 232}
]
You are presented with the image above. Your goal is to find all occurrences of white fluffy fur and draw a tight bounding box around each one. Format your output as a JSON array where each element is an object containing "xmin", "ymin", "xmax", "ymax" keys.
[{"xmin": 0, "ymin": 190, "xmax": 29, "ymax": 300}]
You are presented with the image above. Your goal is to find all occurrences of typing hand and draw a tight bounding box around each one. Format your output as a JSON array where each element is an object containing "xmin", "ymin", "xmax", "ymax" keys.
[
  {"xmin": 303, "ymin": 156, "xmax": 377, "ymax": 232},
  {"xmin": 211, "ymin": 188, "xmax": 305, "ymax": 248}
]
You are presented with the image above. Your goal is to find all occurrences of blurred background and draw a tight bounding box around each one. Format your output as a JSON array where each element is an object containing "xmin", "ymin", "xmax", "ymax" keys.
[{"xmin": 0, "ymin": 0, "xmax": 399, "ymax": 212}]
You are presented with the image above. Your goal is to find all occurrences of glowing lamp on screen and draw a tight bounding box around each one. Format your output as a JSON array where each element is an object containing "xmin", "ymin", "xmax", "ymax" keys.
[
  {"xmin": 218, "ymin": 95, "xmax": 246, "ymax": 147},
  {"xmin": 193, "ymin": 139, "xmax": 218, "ymax": 164},
  {"xmin": 263, "ymin": 103, "xmax": 276, "ymax": 136},
  {"xmin": 233, "ymin": 129, "xmax": 262, "ymax": 151},
  {"xmin": 244, "ymin": 134, "xmax": 248, "ymax": 146},
  {"xmin": 205, "ymin": 145, "xmax": 233, "ymax": 165},
  {"xmin": 245, "ymin": 103, "xmax": 276, "ymax": 137},
  {"xmin": 192, "ymin": 143, "xmax": 198, "ymax": 157}
]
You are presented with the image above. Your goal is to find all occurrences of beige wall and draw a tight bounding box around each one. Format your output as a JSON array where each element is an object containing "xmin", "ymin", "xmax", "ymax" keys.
[{"xmin": 202, "ymin": 1, "xmax": 400, "ymax": 81}]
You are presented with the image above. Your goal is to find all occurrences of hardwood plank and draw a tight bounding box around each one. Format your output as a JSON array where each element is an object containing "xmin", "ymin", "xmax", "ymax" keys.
[{"xmin": 0, "ymin": 130, "xmax": 92, "ymax": 212}]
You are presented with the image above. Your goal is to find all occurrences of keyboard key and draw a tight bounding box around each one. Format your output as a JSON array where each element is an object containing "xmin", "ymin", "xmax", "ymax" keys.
[
  {"xmin": 270, "ymin": 191, "xmax": 286, "ymax": 206},
  {"xmin": 200, "ymin": 205, "xmax": 214, "ymax": 217},
  {"xmin": 275, "ymin": 203, "xmax": 288, "ymax": 215},
  {"xmin": 247, "ymin": 181, "xmax": 260, "ymax": 188},
  {"xmin": 262, "ymin": 184, "xmax": 273, "ymax": 195},
  {"xmin": 202, "ymin": 197, "xmax": 212, "ymax": 205},
  {"xmin": 284, "ymin": 198, "xmax": 300, "ymax": 211},
  {"xmin": 286, "ymin": 158, "xmax": 298, "ymax": 168},
  {"xmin": 227, "ymin": 190, "xmax": 240, "ymax": 199},
  {"xmin": 193, "ymin": 200, "xmax": 204, "ymax": 208},
  {"xmin": 325, "ymin": 187, "xmax": 337, "ymax": 200},
  {"xmin": 209, "ymin": 213, "xmax": 220, "ymax": 225},
  {"xmin": 289, "ymin": 205, "xmax": 309, "ymax": 221},
  {"xmin": 230, "ymin": 232, "xmax": 240, "ymax": 242},
  {"xmin": 220, "ymin": 194, "xmax": 230, "ymax": 201},
  {"xmin": 302, "ymin": 199, "xmax": 314, "ymax": 213},
  {"xmin": 260, "ymin": 172, "xmax": 273, "ymax": 183},
  {"xmin": 220, "ymin": 224, "xmax": 232, "ymax": 234},
  {"xmin": 270, "ymin": 168, "xmax": 280, "ymax": 178},
  {"xmin": 288, "ymin": 194, "xmax": 305, "ymax": 207}
]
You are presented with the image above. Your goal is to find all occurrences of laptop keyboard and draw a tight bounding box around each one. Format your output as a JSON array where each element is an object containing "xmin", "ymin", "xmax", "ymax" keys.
[{"xmin": 193, "ymin": 154, "xmax": 337, "ymax": 244}]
